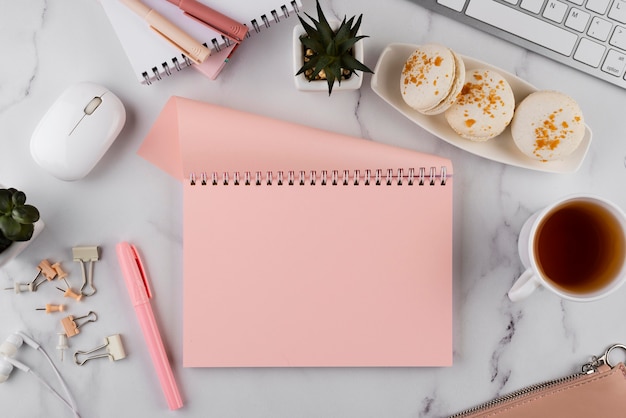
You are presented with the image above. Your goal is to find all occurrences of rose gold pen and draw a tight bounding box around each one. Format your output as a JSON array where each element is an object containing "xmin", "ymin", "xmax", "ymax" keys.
[{"xmin": 165, "ymin": 0, "xmax": 248, "ymax": 43}]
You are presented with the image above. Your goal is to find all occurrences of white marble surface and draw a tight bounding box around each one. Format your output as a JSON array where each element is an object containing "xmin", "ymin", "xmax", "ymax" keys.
[{"xmin": 1, "ymin": 0, "xmax": 626, "ymax": 417}]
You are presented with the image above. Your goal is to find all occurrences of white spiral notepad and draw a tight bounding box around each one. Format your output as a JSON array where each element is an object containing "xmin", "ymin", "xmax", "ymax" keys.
[{"xmin": 99, "ymin": 0, "xmax": 302, "ymax": 84}]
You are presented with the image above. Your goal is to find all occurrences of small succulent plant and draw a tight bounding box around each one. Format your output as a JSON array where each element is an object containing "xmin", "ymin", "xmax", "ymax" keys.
[
  {"xmin": 296, "ymin": 0, "xmax": 374, "ymax": 95},
  {"xmin": 0, "ymin": 188, "xmax": 40, "ymax": 254}
]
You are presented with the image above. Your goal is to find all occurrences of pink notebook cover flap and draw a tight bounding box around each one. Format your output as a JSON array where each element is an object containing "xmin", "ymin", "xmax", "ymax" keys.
[{"xmin": 138, "ymin": 97, "xmax": 454, "ymax": 367}]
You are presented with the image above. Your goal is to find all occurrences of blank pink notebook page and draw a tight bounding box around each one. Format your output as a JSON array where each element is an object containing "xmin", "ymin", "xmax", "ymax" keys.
[{"xmin": 182, "ymin": 176, "xmax": 452, "ymax": 367}]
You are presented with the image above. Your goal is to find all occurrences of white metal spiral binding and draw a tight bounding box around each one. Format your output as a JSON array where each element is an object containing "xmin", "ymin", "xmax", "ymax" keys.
[
  {"xmin": 189, "ymin": 167, "xmax": 449, "ymax": 186},
  {"xmin": 141, "ymin": 1, "xmax": 300, "ymax": 85}
]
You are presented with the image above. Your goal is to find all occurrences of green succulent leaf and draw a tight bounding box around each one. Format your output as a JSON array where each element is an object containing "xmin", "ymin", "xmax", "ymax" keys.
[
  {"xmin": 11, "ymin": 223, "xmax": 34, "ymax": 242},
  {"xmin": 298, "ymin": 14, "xmax": 319, "ymax": 40},
  {"xmin": 325, "ymin": 77, "xmax": 336, "ymax": 95},
  {"xmin": 340, "ymin": 53, "xmax": 374, "ymax": 74},
  {"xmin": 350, "ymin": 15, "xmax": 363, "ymax": 37},
  {"xmin": 11, "ymin": 191, "xmax": 26, "ymax": 206},
  {"xmin": 296, "ymin": 55, "xmax": 319, "ymax": 76},
  {"xmin": 300, "ymin": 36, "xmax": 325, "ymax": 53},
  {"xmin": 337, "ymin": 35, "xmax": 368, "ymax": 55},
  {"xmin": 0, "ymin": 215, "xmax": 21, "ymax": 239},
  {"xmin": 0, "ymin": 189, "xmax": 12, "ymax": 214},
  {"xmin": 0, "ymin": 230, "xmax": 12, "ymax": 252},
  {"xmin": 325, "ymin": 39, "xmax": 339, "ymax": 56},
  {"xmin": 313, "ymin": 55, "xmax": 333, "ymax": 75},
  {"xmin": 334, "ymin": 17, "xmax": 351, "ymax": 43},
  {"xmin": 12, "ymin": 205, "xmax": 40, "ymax": 224},
  {"xmin": 314, "ymin": 2, "xmax": 333, "ymax": 44}
]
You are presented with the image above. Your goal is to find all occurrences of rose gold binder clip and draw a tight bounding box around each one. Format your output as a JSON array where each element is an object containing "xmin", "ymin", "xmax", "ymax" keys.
[
  {"xmin": 73, "ymin": 246, "xmax": 100, "ymax": 296},
  {"xmin": 73, "ymin": 334, "xmax": 126, "ymax": 365},
  {"xmin": 30, "ymin": 259, "xmax": 58, "ymax": 290},
  {"xmin": 61, "ymin": 311, "xmax": 98, "ymax": 338}
]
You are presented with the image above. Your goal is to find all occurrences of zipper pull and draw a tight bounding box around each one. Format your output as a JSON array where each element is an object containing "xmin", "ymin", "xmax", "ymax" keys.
[{"xmin": 582, "ymin": 344, "xmax": 626, "ymax": 374}]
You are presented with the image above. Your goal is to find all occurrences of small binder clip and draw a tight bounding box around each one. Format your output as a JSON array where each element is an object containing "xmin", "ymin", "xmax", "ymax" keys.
[
  {"xmin": 30, "ymin": 259, "xmax": 58, "ymax": 290},
  {"xmin": 61, "ymin": 311, "xmax": 98, "ymax": 337},
  {"xmin": 73, "ymin": 246, "xmax": 100, "ymax": 296},
  {"xmin": 73, "ymin": 334, "xmax": 126, "ymax": 365}
]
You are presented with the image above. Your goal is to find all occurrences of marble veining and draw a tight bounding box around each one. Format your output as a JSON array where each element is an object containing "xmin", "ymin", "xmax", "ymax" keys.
[{"xmin": 0, "ymin": 2, "xmax": 46, "ymax": 113}]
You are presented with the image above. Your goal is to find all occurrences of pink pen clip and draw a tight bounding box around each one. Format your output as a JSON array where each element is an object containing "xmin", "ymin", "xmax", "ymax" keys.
[
  {"xmin": 166, "ymin": 0, "xmax": 248, "ymax": 43},
  {"xmin": 116, "ymin": 242, "xmax": 183, "ymax": 410}
]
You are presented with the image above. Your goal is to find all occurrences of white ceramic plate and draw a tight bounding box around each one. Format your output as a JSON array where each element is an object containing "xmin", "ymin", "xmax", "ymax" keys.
[{"xmin": 371, "ymin": 43, "xmax": 593, "ymax": 173}]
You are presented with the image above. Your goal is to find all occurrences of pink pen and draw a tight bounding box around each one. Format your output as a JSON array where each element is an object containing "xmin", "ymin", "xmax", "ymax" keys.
[
  {"xmin": 166, "ymin": 0, "xmax": 248, "ymax": 43},
  {"xmin": 116, "ymin": 242, "xmax": 183, "ymax": 410}
]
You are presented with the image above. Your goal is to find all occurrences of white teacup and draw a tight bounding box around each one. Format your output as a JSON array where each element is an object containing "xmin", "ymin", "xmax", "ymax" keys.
[{"xmin": 508, "ymin": 195, "xmax": 626, "ymax": 302}]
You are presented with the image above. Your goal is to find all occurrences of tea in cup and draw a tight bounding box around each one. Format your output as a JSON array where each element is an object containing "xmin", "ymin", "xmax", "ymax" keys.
[{"xmin": 508, "ymin": 195, "xmax": 626, "ymax": 302}]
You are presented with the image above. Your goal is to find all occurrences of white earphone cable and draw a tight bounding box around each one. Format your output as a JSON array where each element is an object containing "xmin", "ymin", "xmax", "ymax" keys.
[
  {"xmin": 27, "ymin": 368, "xmax": 80, "ymax": 417},
  {"xmin": 5, "ymin": 332, "xmax": 81, "ymax": 418},
  {"xmin": 38, "ymin": 346, "xmax": 80, "ymax": 418}
]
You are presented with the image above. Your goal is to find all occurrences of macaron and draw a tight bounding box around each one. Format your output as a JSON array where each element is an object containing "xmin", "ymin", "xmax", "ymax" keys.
[
  {"xmin": 511, "ymin": 90, "xmax": 585, "ymax": 161},
  {"xmin": 400, "ymin": 44, "xmax": 466, "ymax": 115},
  {"xmin": 444, "ymin": 68, "xmax": 515, "ymax": 141}
]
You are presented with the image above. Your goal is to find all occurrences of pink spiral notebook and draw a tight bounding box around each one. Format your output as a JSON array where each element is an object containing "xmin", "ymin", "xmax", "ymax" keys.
[{"xmin": 138, "ymin": 96, "xmax": 454, "ymax": 367}]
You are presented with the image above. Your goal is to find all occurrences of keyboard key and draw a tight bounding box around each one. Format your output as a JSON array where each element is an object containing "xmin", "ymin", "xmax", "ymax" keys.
[
  {"xmin": 437, "ymin": 0, "xmax": 467, "ymax": 12},
  {"xmin": 567, "ymin": 0, "xmax": 584, "ymax": 5},
  {"xmin": 543, "ymin": 1, "xmax": 568, "ymax": 23},
  {"xmin": 565, "ymin": 8, "xmax": 591, "ymax": 32},
  {"xmin": 574, "ymin": 38, "xmax": 606, "ymax": 66},
  {"xmin": 602, "ymin": 49, "xmax": 626, "ymax": 76},
  {"xmin": 588, "ymin": 16, "xmax": 612, "ymax": 41},
  {"xmin": 610, "ymin": 25, "xmax": 626, "ymax": 50},
  {"xmin": 520, "ymin": 0, "xmax": 544, "ymax": 14},
  {"xmin": 608, "ymin": 0, "xmax": 626, "ymax": 24},
  {"xmin": 466, "ymin": 0, "xmax": 577, "ymax": 55},
  {"xmin": 585, "ymin": 0, "xmax": 610, "ymax": 14}
]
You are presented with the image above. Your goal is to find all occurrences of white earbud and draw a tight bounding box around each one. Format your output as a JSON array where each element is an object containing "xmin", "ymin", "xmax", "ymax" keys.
[
  {"xmin": 0, "ymin": 333, "xmax": 23, "ymax": 358},
  {"xmin": 0, "ymin": 332, "xmax": 38, "ymax": 383},
  {"xmin": 0, "ymin": 359, "xmax": 12, "ymax": 383},
  {"xmin": 2, "ymin": 357, "xmax": 29, "ymax": 372},
  {"xmin": 15, "ymin": 332, "xmax": 39, "ymax": 350},
  {"xmin": 0, "ymin": 356, "xmax": 31, "ymax": 383},
  {"xmin": 0, "ymin": 332, "xmax": 80, "ymax": 416}
]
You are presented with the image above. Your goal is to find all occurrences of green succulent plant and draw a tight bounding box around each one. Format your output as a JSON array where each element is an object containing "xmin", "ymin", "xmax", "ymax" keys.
[
  {"xmin": 296, "ymin": 0, "xmax": 374, "ymax": 95},
  {"xmin": 0, "ymin": 188, "xmax": 40, "ymax": 253}
]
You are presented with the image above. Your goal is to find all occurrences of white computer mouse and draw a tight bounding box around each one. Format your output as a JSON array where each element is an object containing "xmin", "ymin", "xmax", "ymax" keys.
[{"xmin": 30, "ymin": 82, "xmax": 126, "ymax": 181}]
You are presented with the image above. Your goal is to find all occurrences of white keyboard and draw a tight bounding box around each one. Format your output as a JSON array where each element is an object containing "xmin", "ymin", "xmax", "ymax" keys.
[{"xmin": 416, "ymin": 0, "xmax": 626, "ymax": 89}]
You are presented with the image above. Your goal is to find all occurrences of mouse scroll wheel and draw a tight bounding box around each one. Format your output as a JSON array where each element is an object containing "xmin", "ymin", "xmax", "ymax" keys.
[{"xmin": 84, "ymin": 96, "xmax": 103, "ymax": 115}]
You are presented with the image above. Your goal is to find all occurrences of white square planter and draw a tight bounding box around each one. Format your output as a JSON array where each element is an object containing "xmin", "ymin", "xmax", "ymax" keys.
[
  {"xmin": 0, "ymin": 218, "xmax": 44, "ymax": 268},
  {"xmin": 293, "ymin": 22, "xmax": 365, "ymax": 92}
]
